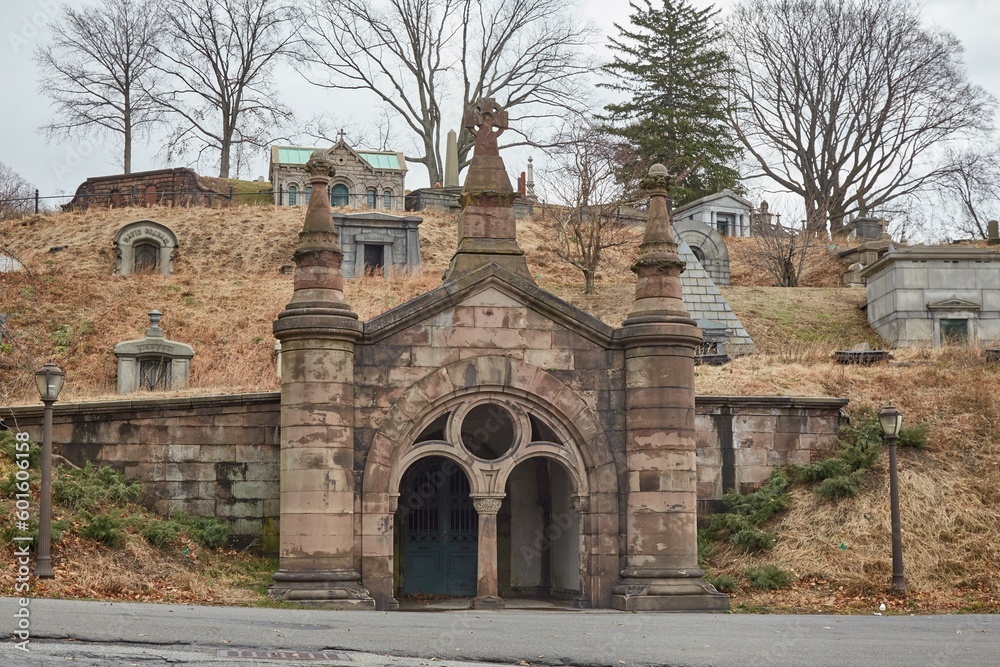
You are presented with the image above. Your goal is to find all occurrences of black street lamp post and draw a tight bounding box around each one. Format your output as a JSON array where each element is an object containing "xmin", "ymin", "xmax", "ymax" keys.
[
  {"xmin": 879, "ymin": 402, "xmax": 906, "ymax": 592},
  {"xmin": 34, "ymin": 362, "xmax": 64, "ymax": 579}
]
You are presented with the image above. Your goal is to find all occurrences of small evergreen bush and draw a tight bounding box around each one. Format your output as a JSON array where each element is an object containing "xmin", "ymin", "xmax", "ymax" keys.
[
  {"xmin": 745, "ymin": 565, "xmax": 792, "ymax": 590},
  {"xmin": 706, "ymin": 573, "xmax": 739, "ymax": 593},
  {"xmin": 80, "ymin": 513, "xmax": 124, "ymax": 547}
]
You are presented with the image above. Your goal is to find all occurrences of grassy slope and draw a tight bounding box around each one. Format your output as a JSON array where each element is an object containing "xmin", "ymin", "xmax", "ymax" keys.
[{"xmin": 1, "ymin": 205, "xmax": 998, "ymax": 611}]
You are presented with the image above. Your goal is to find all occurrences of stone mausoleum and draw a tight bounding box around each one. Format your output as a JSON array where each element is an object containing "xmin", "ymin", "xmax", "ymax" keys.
[
  {"xmin": 862, "ymin": 245, "xmax": 1000, "ymax": 347},
  {"xmin": 269, "ymin": 138, "xmax": 407, "ymax": 212},
  {"xmin": 269, "ymin": 99, "xmax": 728, "ymax": 612}
]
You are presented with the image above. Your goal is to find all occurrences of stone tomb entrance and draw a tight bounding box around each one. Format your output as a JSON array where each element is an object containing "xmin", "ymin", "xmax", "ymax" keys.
[{"xmin": 374, "ymin": 383, "xmax": 598, "ymax": 610}]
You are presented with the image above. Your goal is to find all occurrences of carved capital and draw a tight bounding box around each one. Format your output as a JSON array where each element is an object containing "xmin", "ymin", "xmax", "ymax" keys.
[
  {"xmin": 306, "ymin": 149, "xmax": 336, "ymax": 180},
  {"xmin": 572, "ymin": 494, "xmax": 591, "ymax": 513},
  {"xmin": 472, "ymin": 497, "xmax": 503, "ymax": 514},
  {"xmin": 640, "ymin": 163, "xmax": 671, "ymax": 194},
  {"xmin": 389, "ymin": 495, "xmax": 399, "ymax": 513}
]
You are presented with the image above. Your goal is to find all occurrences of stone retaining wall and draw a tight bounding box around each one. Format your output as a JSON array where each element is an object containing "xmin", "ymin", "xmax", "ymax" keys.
[{"xmin": 1, "ymin": 392, "xmax": 845, "ymax": 551}]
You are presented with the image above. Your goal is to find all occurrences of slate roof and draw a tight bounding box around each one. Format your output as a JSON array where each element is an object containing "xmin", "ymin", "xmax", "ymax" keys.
[{"xmin": 677, "ymin": 238, "xmax": 756, "ymax": 355}]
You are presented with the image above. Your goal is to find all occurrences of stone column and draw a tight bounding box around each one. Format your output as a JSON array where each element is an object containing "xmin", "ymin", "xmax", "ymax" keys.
[
  {"xmin": 612, "ymin": 164, "xmax": 729, "ymax": 612},
  {"xmin": 445, "ymin": 129, "xmax": 460, "ymax": 187},
  {"xmin": 269, "ymin": 149, "xmax": 373, "ymax": 609},
  {"xmin": 471, "ymin": 496, "xmax": 504, "ymax": 610}
]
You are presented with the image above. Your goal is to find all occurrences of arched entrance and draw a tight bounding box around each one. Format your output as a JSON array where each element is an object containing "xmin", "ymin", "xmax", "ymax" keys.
[
  {"xmin": 363, "ymin": 356, "xmax": 620, "ymax": 611},
  {"xmin": 499, "ymin": 458, "xmax": 580, "ymax": 601},
  {"xmin": 396, "ymin": 456, "xmax": 478, "ymax": 597}
]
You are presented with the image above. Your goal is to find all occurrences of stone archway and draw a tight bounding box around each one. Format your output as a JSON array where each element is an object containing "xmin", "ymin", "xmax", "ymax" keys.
[
  {"xmin": 362, "ymin": 356, "xmax": 619, "ymax": 610},
  {"xmin": 113, "ymin": 220, "xmax": 179, "ymax": 276},
  {"xmin": 673, "ymin": 219, "xmax": 731, "ymax": 286}
]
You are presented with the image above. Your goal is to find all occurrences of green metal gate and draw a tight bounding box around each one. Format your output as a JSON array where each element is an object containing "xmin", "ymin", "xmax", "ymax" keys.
[{"xmin": 399, "ymin": 458, "xmax": 478, "ymax": 596}]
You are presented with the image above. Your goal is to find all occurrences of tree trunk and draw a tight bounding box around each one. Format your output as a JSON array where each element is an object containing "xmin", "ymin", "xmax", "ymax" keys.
[
  {"xmin": 123, "ymin": 105, "xmax": 132, "ymax": 175},
  {"xmin": 219, "ymin": 139, "xmax": 231, "ymax": 179},
  {"xmin": 583, "ymin": 269, "xmax": 595, "ymax": 294}
]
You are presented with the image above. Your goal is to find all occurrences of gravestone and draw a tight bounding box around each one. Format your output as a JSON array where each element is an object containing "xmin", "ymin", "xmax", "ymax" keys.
[
  {"xmin": 989, "ymin": 220, "xmax": 999, "ymax": 245},
  {"xmin": 114, "ymin": 310, "xmax": 194, "ymax": 393}
]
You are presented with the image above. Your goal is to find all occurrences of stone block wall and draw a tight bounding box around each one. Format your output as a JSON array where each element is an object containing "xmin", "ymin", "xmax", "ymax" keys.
[
  {"xmin": 1, "ymin": 391, "xmax": 845, "ymax": 551},
  {"xmin": 694, "ymin": 396, "xmax": 847, "ymax": 512},
  {"xmin": 62, "ymin": 168, "xmax": 231, "ymax": 210},
  {"xmin": 3, "ymin": 393, "xmax": 280, "ymax": 550}
]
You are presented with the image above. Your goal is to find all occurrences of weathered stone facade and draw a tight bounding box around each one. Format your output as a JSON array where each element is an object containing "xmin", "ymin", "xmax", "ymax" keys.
[
  {"xmin": 266, "ymin": 100, "xmax": 732, "ymax": 612},
  {"xmin": 63, "ymin": 168, "xmax": 231, "ymax": 210},
  {"xmin": 333, "ymin": 212, "xmax": 423, "ymax": 278},
  {"xmin": 862, "ymin": 246, "xmax": 1000, "ymax": 346},
  {"xmin": 1, "ymin": 393, "xmax": 844, "ymax": 554},
  {"xmin": 269, "ymin": 140, "xmax": 407, "ymax": 212}
]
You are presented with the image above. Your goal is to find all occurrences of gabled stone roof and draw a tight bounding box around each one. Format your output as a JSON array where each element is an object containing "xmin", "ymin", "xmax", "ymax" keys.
[
  {"xmin": 363, "ymin": 263, "xmax": 615, "ymax": 347},
  {"xmin": 677, "ymin": 238, "xmax": 756, "ymax": 355}
]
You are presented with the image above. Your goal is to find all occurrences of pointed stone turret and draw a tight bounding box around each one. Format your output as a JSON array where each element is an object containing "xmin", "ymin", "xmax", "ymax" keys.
[
  {"xmin": 442, "ymin": 98, "xmax": 533, "ymax": 282},
  {"xmin": 613, "ymin": 164, "xmax": 728, "ymax": 612},
  {"xmin": 270, "ymin": 150, "xmax": 373, "ymax": 609}
]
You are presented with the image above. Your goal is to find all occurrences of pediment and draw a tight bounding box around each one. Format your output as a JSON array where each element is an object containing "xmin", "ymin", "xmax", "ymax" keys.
[
  {"xmin": 363, "ymin": 263, "xmax": 616, "ymax": 346},
  {"xmin": 927, "ymin": 297, "xmax": 981, "ymax": 311}
]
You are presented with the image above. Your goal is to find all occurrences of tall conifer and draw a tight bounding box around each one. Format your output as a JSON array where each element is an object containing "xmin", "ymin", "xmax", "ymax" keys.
[{"xmin": 601, "ymin": 0, "xmax": 741, "ymax": 205}]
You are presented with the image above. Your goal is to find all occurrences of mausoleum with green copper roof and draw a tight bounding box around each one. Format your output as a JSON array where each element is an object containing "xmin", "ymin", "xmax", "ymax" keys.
[{"xmin": 269, "ymin": 137, "xmax": 407, "ymax": 212}]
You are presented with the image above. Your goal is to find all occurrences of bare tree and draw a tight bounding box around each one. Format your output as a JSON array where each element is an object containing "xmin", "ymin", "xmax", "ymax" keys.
[
  {"xmin": 935, "ymin": 146, "xmax": 1000, "ymax": 240},
  {"xmin": 0, "ymin": 164, "xmax": 36, "ymax": 220},
  {"xmin": 544, "ymin": 124, "xmax": 632, "ymax": 294},
  {"xmin": 728, "ymin": 0, "xmax": 995, "ymax": 236},
  {"xmin": 298, "ymin": 0, "xmax": 593, "ymax": 185},
  {"xmin": 35, "ymin": 0, "xmax": 162, "ymax": 174},
  {"xmin": 155, "ymin": 0, "xmax": 295, "ymax": 178},
  {"xmin": 746, "ymin": 204, "xmax": 817, "ymax": 287}
]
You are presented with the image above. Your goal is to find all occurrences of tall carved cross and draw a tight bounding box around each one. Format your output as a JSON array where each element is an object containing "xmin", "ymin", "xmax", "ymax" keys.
[{"xmin": 464, "ymin": 98, "xmax": 508, "ymax": 158}]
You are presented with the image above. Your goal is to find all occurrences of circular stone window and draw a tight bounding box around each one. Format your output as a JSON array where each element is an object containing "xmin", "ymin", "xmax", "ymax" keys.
[{"xmin": 460, "ymin": 403, "xmax": 516, "ymax": 460}]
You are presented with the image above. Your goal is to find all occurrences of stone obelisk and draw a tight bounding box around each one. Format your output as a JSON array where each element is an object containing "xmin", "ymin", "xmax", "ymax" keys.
[
  {"xmin": 269, "ymin": 149, "xmax": 373, "ymax": 609},
  {"xmin": 444, "ymin": 129, "xmax": 460, "ymax": 187},
  {"xmin": 612, "ymin": 164, "xmax": 729, "ymax": 611},
  {"xmin": 442, "ymin": 98, "xmax": 532, "ymax": 282}
]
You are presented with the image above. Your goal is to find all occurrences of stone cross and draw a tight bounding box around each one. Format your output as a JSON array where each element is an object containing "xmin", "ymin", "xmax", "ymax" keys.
[{"xmin": 464, "ymin": 98, "xmax": 507, "ymax": 158}]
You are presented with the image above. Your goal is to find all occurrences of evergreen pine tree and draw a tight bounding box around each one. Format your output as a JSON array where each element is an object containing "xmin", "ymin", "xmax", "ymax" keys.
[{"xmin": 601, "ymin": 0, "xmax": 741, "ymax": 205}]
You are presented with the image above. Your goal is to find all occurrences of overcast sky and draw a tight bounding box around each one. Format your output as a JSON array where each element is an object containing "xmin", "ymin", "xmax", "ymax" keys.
[{"xmin": 1, "ymin": 0, "xmax": 998, "ymax": 205}]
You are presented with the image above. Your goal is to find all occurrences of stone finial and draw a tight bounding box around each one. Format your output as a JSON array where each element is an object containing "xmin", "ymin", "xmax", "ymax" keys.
[
  {"xmin": 273, "ymin": 148, "xmax": 358, "ymax": 328},
  {"xmin": 443, "ymin": 98, "xmax": 531, "ymax": 281},
  {"xmin": 302, "ymin": 149, "xmax": 337, "ymax": 234},
  {"xmin": 461, "ymin": 98, "xmax": 513, "ymax": 194},
  {"xmin": 146, "ymin": 309, "xmax": 164, "ymax": 337},
  {"xmin": 622, "ymin": 163, "xmax": 693, "ymax": 326}
]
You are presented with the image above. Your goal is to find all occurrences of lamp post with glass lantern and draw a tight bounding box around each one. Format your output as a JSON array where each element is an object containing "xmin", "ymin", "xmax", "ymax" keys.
[
  {"xmin": 34, "ymin": 362, "xmax": 64, "ymax": 579},
  {"xmin": 879, "ymin": 402, "xmax": 906, "ymax": 592}
]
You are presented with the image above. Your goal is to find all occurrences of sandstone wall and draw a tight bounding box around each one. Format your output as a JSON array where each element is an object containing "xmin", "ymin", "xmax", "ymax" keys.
[{"xmin": 1, "ymin": 391, "xmax": 844, "ymax": 551}]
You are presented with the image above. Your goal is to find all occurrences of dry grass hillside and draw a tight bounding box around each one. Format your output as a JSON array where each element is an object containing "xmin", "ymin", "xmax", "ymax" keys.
[{"xmin": 1, "ymin": 203, "xmax": 999, "ymax": 612}]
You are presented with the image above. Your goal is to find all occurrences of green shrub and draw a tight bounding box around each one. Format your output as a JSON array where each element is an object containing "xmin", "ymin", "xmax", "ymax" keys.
[
  {"xmin": 0, "ymin": 433, "xmax": 42, "ymax": 469},
  {"xmin": 80, "ymin": 513, "xmax": 124, "ymax": 547},
  {"xmin": 143, "ymin": 520, "xmax": 182, "ymax": 547},
  {"xmin": 730, "ymin": 528, "xmax": 776, "ymax": 552},
  {"xmin": 899, "ymin": 423, "xmax": 929, "ymax": 449},
  {"xmin": 706, "ymin": 573, "xmax": 740, "ymax": 593},
  {"xmin": 745, "ymin": 565, "xmax": 792, "ymax": 590},
  {"xmin": 54, "ymin": 462, "xmax": 141, "ymax": 510},
  {"xmin": 174, "ymin": 513, "xmax": 229, "ymax": 548},
  {"xmin": 815, "ymin": 471, "xmax": 865, "ymax": 500}
]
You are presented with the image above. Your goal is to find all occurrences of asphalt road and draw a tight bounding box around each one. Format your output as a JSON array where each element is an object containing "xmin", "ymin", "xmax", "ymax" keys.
[{"xmin": 2, "ymin": 598, "xmax": 998, "ymax": 667}]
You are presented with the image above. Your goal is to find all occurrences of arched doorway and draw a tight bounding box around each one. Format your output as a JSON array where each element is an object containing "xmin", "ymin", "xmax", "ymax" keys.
[
  {"xmin": 499, "ymin": 458, "xmax": 580, "ymax": 601},
  {"xmin": 396, "ymin": 456, "xmax": 478, "ymax": 597}
]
